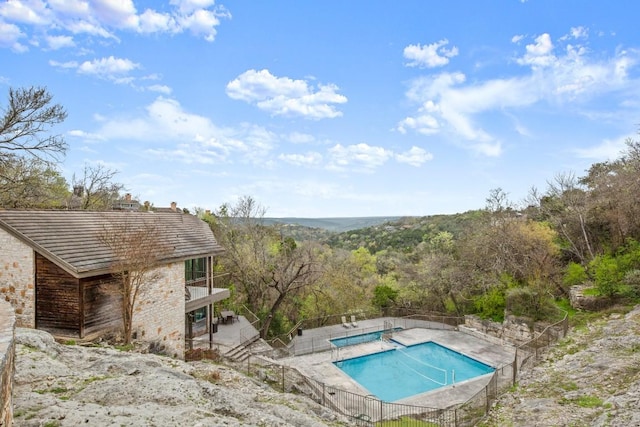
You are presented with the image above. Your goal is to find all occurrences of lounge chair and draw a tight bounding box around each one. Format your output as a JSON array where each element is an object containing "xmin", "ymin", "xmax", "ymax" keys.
[
  {"xmin": 341, "ymin": 316, "xmax": 350, "ymax": 328},
  {"xmin": 350, "ymin": 315, "xmax": 358, "ymax": 328}
]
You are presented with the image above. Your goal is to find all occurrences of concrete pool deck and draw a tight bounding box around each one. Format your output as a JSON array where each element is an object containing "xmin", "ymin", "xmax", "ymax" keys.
[{"xmin": 279, "ymin": 325, "xmax": 516, "ymax": 409}]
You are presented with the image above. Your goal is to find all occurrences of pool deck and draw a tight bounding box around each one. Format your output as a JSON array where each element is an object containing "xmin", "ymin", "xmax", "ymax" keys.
[{"xmin": 280, "ymin": 325, "xmax": 516, "ymax": 409}]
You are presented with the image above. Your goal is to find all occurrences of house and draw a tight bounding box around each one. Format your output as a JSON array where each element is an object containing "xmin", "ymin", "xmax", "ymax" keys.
[
  {"xmin": 112, "ymin": 193, "xmax": 141, "ymax": 211},
  {"xmin": 0, "ymin": 209, "xmax": 229, "ymax": 359}
]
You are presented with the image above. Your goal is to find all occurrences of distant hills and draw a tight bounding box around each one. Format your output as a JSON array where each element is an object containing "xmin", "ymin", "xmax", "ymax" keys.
[{"xmin": 261, "ymin": 216, "xmax": 403, "ymax": 232}]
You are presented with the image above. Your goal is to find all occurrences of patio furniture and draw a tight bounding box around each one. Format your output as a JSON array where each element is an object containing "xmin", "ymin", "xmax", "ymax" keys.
[
  {"xmin": 221, "ymin": 310, "xmax": 235, "ymax": 324},
  {"xmin": 341, "ymin": 316, "xmax": 350, "ymax": 328},
  {"xmin": 350, "ymin": 315, "xmax": 358, "ymax": 328}
]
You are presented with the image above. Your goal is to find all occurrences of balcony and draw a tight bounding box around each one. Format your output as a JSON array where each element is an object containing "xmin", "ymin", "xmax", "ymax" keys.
[{"xmin": 185, "ymin": 282, "xmax": 230, "ymax": 312}]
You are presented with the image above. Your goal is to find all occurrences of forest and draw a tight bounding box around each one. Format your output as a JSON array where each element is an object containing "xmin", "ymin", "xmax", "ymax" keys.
[
  {"xmin": 205, "ymin": 135, "xmax": 640, "ymax": 340},
  {"xmin": 3, "ymin": 86, "xmax": 640, "ymax": 342}
]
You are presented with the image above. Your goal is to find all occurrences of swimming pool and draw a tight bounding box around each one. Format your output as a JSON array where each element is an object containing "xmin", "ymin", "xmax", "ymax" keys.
[
  {"xmin": 330, "ymin": 328, "xmax": 403, "ymax": 348},
  {"xmin": 334, "ymin": 341, "xmax": 495, "ymax": 401}
]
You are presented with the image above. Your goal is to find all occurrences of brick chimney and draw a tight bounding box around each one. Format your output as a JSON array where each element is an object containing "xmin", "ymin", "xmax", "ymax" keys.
[
  {"xmin": 170, "ymin": 202, "xmax": 177, "ymax": 212},
  {"xmin": 125, "ymin": 193, "xmax": 132, "ymax": 201}
]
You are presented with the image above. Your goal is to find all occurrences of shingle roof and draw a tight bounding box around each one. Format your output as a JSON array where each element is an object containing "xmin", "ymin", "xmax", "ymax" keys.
[{"xmin": 0, "ymin": 210, "xmax": 224, "ymax": 278}]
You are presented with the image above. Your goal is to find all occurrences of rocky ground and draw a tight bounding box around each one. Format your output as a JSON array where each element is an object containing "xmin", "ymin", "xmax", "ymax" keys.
[
  {"xmin": 480, "ymin": 305, "xmax": 640, "ymax": 427},
  {"xmin": 11, "ymin": 328, "xmax": 349, "ymax": 427}
]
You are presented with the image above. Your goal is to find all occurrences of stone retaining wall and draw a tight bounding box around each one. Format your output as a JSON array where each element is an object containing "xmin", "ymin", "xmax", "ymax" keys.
[
  {"xmin": 569, "ymin": 285, "xmax": 613, "ymax": 311},
  {"xmin": 464, "ymin": 314, "xmax": 536, "ymax": 346},
  {"xmin": 0, "ymin": 300, "xmax": 15, "ymax": 426}
]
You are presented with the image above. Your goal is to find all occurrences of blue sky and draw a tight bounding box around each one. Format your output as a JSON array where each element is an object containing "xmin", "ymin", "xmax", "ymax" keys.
[{"xmin": 1, "ymin": 1, "xmax": 639, "ymax": 217}]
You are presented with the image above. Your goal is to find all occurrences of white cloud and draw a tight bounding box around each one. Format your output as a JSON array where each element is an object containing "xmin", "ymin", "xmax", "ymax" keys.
[
  {"xmin": 147, "ymin": 84, "xmax": 172, "ymax": 94},
  {"xmin": 67, "ymin": 129, "xmax": 105, "ymax": 142},
  {"xmin": 399, "ymin": 32, "xmax": 640, "ymax": 156},
  {"xmin": 327, "ymin": 143, "xmax": 393, "ymax": 172},
  {"xmin": 517, "ymin": 33, "xmax": 555, "ymax": 67},
  {"xmin": 278, "ymin": 152, "xmax": 323, "ymax": 166},
  {"xmin": 82, "ymin": 97, "xmax": 276, "ymax": 166},
  {"xmin": 90, "ymin": 0, "xmax": 139, "ymax": 30},
  {"xmin": 138, "ymin": 9, "xmax": 176, "ymax": 34},
  {"xmin": 0, "ymin": 0, "xmax": 50, "ymax": 25},
  {"xmin": 560, "ymin": 26, "xmax": 589, "ymax": 41},
  {"xmin": 49, "ymin": 59, "xmax": 78, "ymax": 69},
  {"xmin": 226, "ymin": 69, "xmax": 347, "ymax": 119},
  {"xmin": 511, "ymin": 34, "xmax": 524, "ymax": 44},
  {"xmin": 404, "ymin": 39, "xmax": 459, "ymax": 68},
  {"xmin": 77, "ymin": 56, "xmax": 140, "ymax": 76},
  {"xmin": 395, "ymin": 146, "xmax": 433, "ymax": 166},
  {"xmin": 0, "ymin": 0, "xmax": 230, "ymax": 50},
  {"xmin": 45, "ymin": 34, "xmax": 74, "ymax": 50},
  {"xmin": 572, "ymin": 135, "xmax": 628, "ymax": 160},
  {"xmin": 287, "ymin": 132, "xmax": 315, "ymax": 144},
  {"xmin": 0, "ymin": 21, "xmax": 27, "ymax": 51}
]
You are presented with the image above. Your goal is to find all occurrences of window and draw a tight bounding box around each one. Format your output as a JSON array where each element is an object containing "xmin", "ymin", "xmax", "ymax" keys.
[
  {"xmin": 193, "ymin": 307, "xmax": 207, "ymax": 322},
  {"xmin": 185, "ymin": 257, "xmax": 207, "ymax": 283}
]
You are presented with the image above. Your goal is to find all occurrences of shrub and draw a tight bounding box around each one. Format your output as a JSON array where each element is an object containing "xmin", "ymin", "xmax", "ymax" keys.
[
  {"xmin": 563, "ymin": 262, "xmax": 588, "ymax": 287},
  {"xmin": 473, "ymin": 287, "xmax": 505, "ymax": 322},
  {"xmin": 506, "ymin": 287, "xmax": 558, "ymax": 321},
  {"xmin": 590, "ymin": 255, "xmax": 622, "ymax": 297}
]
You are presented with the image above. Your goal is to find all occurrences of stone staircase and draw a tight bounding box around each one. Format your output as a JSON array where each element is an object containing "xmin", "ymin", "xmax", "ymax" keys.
[{"xmin": 223, "ymin": 335, "xmax": 266, "ymax": 362}]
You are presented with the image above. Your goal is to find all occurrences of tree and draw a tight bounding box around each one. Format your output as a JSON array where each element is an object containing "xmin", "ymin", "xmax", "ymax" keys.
[
  {"xmin": 210, "ymin": 196, "xmax": 321, "ymax": 338},
  {"xmin": 98, "ymin": 215, "xmax": 170, "ymax": 344},
  {"xmin": 0, "ymin": 156, "xmax": 69, "ymax": 208},
  {"xmin": 528, "ymin": 173, "xmax": 595, "ymax": 264},
  {"xmin": 0, "ymin": 86, "xmax": 67, "ymax": 165},
  {"xmin": 71, "ymin": 163, "xmax": 124, "ymax": 210}
]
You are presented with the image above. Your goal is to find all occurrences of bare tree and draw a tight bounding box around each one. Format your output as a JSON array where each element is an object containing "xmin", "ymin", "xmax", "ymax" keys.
[
  {"xmin": 211, "ymin": 196, "xmax": 321, "ymax": 339},
  {"xmin": 528, "ymin": 173, "xmax": 595, "ymax": 263},
  {"xmin": 98, "ymin": 215, "xmax": 170, "ymax": 344},
  {"xmin": 0, "ymin": 86, "xmax": 67, "ymax": 165},
  {"xmin": 71, "ymin": 163, "xmax": 124, "ymax": 210}
]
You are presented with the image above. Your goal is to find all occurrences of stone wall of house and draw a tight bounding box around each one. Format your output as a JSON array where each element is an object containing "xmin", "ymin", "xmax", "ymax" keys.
[
  {"xmin": 0, "ymin": 230, "xmax": 35, "ymax": 328},
  {"xmin": 0, "ymin": 300, "xmax": 16, "ymax": 426},
  {"xmin": 134, "ymin": 261, "xmax": 185, "ymax": 359}
]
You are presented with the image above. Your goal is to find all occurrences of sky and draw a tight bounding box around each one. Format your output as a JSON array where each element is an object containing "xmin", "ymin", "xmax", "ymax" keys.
[{"xmin": 1, "ymin": 1, "xmax": 639, "ymax": 217}]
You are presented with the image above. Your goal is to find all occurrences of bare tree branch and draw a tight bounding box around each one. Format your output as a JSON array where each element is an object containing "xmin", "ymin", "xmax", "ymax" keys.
[
  {"xmin": 0, "ymin": 86, "xmax": 68, "ymax": 165},
  {"xmin": 98, "ymin": 215, "xmax": 171, "ymax": 344}
]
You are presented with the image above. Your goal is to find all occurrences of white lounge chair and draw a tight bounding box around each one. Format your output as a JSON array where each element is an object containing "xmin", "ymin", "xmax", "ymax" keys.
[
  {"xmin": 341, "ymin": 316, "xmax": 350, "ymax": 328},
  {"xmin": 350, "ymin": 315, "xmax": 358, "ymax": 328}
]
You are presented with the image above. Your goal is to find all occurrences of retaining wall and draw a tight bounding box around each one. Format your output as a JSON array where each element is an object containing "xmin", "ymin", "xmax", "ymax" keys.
[{"xmin": 0, "ymin": 300, "xmax": 15, "ymax": 426}]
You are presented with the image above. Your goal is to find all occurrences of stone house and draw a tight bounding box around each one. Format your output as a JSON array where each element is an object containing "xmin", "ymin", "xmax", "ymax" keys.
[{"xmin": 0, "ymin": 210, "xmax": 229, "ymax": 359}]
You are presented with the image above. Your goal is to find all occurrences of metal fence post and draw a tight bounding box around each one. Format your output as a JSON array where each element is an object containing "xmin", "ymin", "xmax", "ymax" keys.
[{"xmin": 282, "ymin": 364, "xmax": 285, "ymax": 392}]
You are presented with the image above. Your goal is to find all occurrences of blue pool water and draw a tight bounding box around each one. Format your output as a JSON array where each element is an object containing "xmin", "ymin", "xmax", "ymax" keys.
[
  {"xmin": 334, "ymin": 341, "xmax": 495, "ymax": 402},
  {"xmin": 330, "ymin": 328, "xmax": 402, "ymax": 348}
]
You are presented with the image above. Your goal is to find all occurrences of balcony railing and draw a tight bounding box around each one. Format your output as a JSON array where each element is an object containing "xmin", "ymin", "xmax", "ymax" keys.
[{"xmin": 185, "ymin": 280, "xmax": 230, "ymax": 312}]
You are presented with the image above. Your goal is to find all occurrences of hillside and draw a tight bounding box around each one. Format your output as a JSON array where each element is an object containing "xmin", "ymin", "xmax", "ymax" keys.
[
  {"xmin": 481, "ymin": 305, "xmax": 640, "ymax": 427},
  {"xmin": 262, "ymin": 216, "xmax": 402, "ymax": 232}
]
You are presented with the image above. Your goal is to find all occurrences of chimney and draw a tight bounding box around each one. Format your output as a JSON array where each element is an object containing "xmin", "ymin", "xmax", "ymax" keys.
[
  {"xmin": 125, "ymin": 193, "xmax": 132, "ymax": 201},
  {"xmin": 170, "ymin": 202, "xmax": 177, "ymax": 212}
]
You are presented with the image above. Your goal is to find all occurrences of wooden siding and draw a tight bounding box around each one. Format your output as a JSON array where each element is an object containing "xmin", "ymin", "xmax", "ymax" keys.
[
  {"xmin": 35, "ymin": 253, "xmax": 80, "ymax": 335},
  {"xmin": 35, "ymin": 255, "xmax": 123, "ymax": 338},
  {"xmin": 81, "ymin": 275, "xmax": 121, "ymax": 337}
]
